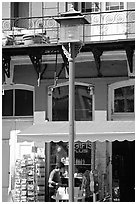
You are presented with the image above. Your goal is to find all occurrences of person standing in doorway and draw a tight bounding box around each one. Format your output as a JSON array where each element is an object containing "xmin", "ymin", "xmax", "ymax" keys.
[{"xmin": 48, "ymin": 161, "xmax": 66, "ymax": 202}]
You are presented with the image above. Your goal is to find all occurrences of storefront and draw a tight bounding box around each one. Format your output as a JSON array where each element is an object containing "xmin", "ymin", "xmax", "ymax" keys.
[
  {"xmin": 3, "ymin": 79, "xmax": 135, "ymax": 202},
  {"xmin": 15, "ymin": 119, "xmax": 134, "ymax": 202}
]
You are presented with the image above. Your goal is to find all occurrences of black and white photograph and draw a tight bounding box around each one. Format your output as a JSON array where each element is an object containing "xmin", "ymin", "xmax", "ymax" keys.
[{"xmin": 2, "ymin": 1, "xmax": 135, "ymax": 202}]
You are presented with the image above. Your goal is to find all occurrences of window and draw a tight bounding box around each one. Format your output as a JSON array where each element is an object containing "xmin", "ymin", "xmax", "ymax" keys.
[
  {"xmin": 49, "ymin": 82, "xmax": 94, "ymax": 121},
  {"xmin": 50, "ymin": 141, "xmax": 92, "ymax": 174},
  {"xmin": 68, "ymin": 2, "xmax": 100, "ymax": 13},
  {"xmin": 2, "ymin": 90, "xmax": 13, "ymax": 116},
  {"xmin": 106, "ymin": 2, "xmax": 124, "ymax": 11},
  {"xmin": 81, "ymin": 2, "xmax": 100, "ymax": 13},
  {"xmin": 11, "ymin": 2, "xmax": 29, "ymax": 28},
  {"xmin": 108, "ymin": 79, "xmax": 135, "ymax": 121},
  {"xmin": 11, "ymin": 2, "xmax": 19, "ymax": 18},
  {"xmin": 114, "ymin": 86, "xmax": 134, "ymax": 112},
  {"xmin": 2, "ymin": 84, "xmax": 34, "ymax": 117},
  {"xmin": 15, "ymin": 89, "xmax": 33, "ymax": 116}
]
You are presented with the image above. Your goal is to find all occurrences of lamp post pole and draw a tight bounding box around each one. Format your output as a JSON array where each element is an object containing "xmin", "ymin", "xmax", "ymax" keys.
[
  {"xmin": 54, "ymin": 6, "xmax": 89, "ymax": 201},
  {"xmin": 68, "ymin": 42, "xmax": 75, "ymax": 202}
]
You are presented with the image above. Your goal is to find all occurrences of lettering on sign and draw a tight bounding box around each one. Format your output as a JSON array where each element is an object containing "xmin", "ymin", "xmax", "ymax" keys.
[{"xmin": 75, "ymin": 142, "xmax": 92, "ymax": 153}]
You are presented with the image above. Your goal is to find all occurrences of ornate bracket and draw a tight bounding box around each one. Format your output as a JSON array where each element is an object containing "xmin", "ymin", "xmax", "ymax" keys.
[
  {"xmin": 2, "ymin": 55, "xmax": 11, "ymax": 78},
  {"xmin": 41, "ymin": 64, "xmax": 48, "ymax": 79},
  {"xmin": 73, "ymin": 43, "xmax": 83, "ymax": 58},
  {"xmin": 29, "ymin": 53, "xmax": 42, "ymax": 86},
  {"xmin": 58, "ymin": 63, "xmax": 68, "ymax": 78},
  {"xmin": 61, "ymin": 43, "xmax": 82, "ymax": 78},
  {"xmin": 60, "ymin": 48, "xmax": 69, "ymax": 78},
  {"xmin": 92, "ymin": 48, "xmax": 103, "ymax": 77},
  {"xmin": 62, "ymin": 43, "xmax": 82, "ymax": 60},
  {"xmin": 125, "ymin": 46, "xmax": 134, "ymax": 74},
  {"xmin": 62, "ymin": 44, "xmax": 71, "ymax": 59}
]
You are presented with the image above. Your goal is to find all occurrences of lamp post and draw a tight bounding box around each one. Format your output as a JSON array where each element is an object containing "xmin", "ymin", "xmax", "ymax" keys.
[{"xmin": 54, "ymin": 5, "xmax": 89, "ymax": 202}]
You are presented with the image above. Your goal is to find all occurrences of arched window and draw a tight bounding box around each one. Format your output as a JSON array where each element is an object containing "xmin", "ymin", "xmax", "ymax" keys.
[
  {"xmin": 2, "ymin": 84, "xmax": 34, "ymax": 117},
  {"xmin": 108, "ymin": 79, "xmax": 134, "ymax": 121},
  {"xmin": 48, "ymin": 82, "xmax": 94, "ymax": 121}
]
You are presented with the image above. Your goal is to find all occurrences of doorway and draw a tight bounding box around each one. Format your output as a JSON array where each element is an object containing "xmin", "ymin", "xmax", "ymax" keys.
[{"xmin": 112, "ymin": 140, "xmax": 135, "ymax": 202}]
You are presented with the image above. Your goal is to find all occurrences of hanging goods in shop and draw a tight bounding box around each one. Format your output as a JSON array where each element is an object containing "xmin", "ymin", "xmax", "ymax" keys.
[{"xmin": 13, "ymin": 154, "xmax": 45, "ymax": 202}]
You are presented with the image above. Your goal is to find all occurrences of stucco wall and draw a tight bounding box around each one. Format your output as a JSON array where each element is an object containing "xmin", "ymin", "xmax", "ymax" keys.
[
  {"xmin": 2, "ymin": 2, "xmax": 11, "ymax": 18},
  {"xmin": 2, "ymin": 2, "xmax": 134, "ymax": 201},
  {"xmin": 2, "ymin": 119, "xmax": 33, "ymax": 201},
  {"xmin": 12, "ymin": 60, "xmax": 129, "ymax": 117},
  {"xmin": 30, "ymin": 2, "xmax": 43, "ymax": 17}
]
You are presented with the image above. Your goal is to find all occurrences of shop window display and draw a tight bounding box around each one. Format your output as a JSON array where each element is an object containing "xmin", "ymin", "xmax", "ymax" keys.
[
  {"xmin": 49, "ymin": 141, "xmax": 99, "ymax": 202},
  {"xmin": 12, "ymin": 141, "xmax": 108, "ymax": 202},
  {"xmin": 50, "ymin": 141, "xmax": 92, "ymax": 174}
]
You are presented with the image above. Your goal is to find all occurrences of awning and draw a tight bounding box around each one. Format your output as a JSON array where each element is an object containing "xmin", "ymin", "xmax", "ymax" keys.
[{"xmin": 18, "ymin": 121, "xmax": 135, "ymax": 146}]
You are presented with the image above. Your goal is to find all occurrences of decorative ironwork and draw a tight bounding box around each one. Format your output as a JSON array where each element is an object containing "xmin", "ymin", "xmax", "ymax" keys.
[
  {"xmin": 40, "ymin": 64, "xmax": 48, "ymax": 79},
  {"xmin": 60, "ymin": 47, "xmax": 69, "ymax": 78},
  {"xmin": 92, "ymin": 48, "xmax": 103, "ymax": 77},
  {"xmin": 2, "ymin": 9, "xmax": 135, "ymax": 44},
  {"xmin": 29, "ymin": 53, "xmax": 42, "ymax": 86},
  {"xmin": 62, "ymin": 44, "xmax": 70, "ymax": 59},
  {"xmin": 125, "ymin": 46, "xmax": 134, "ymax": 74},
  {"xmin": 74, "ymin": 43, "xmax": 83, "ymax": 58},
  {"xmin": 62, "ymin": 43, "xmax": 82, "ymax": 60},
  {"xmin": 2, "ymin": 55, "xmax": 11, "ymax": 78},
  {"xmin": 2, "ymin": 9, "xmax": 135, "ymax": 81}
]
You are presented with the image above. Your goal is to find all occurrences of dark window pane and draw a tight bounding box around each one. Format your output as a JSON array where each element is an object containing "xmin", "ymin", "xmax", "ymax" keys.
[
  {"xmin": 52, "ymin": 85, "xmax": 93, "ymax": 121},
  {"xmin": 52, "ymin": 86, "xmax": 69, "ymax": 121},
  {"xmin": 74, "ymin": 2, "xmax": 78, "ymax": 11},
  {"xmin": 114, "ymin": 86, "xmax": 134, "ymax": 113},
  {"xmin": 15, "ymin": 89, "xmax": 33, "ymax": 116},
  {"xmin": 2, "ymin": 90, "xmax": 13, "ymax": 116},
  {"xmin": 75, "ymin": 85, "xmax": 92, "ymax": 121},
  {"xmin": 114, "ymin": 99, "xmax": 124, "ymax": 112},
  {"xmin": 81, "ymin": 2, "xmax": 85, "ymax": 12},
  {"xmin": 127, "ymin": 99, "xmax": 134, "ymax": 112},
  {"xmin": 81, "ymin": 2, "xmax": 99, "ymax": 13}
]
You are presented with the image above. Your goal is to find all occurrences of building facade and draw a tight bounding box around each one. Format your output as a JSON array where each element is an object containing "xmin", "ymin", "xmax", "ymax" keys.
[{"xmin": 2, "ymin": 2, "xmax": 135, "ymax": 202}]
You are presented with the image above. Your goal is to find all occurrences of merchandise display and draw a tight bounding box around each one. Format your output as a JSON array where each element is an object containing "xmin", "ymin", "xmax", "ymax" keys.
[
  {"xmin": 35, "ymin": 157, "xmax": 45, "ymax": 202},
  {"xmin": 13, "ymin": 152, "xmax": 45, "ymax": 202}
]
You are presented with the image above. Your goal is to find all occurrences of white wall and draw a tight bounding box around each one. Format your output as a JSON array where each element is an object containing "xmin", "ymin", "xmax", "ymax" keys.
[
  {"xmin": 2, "ymin": 119, "xmax": 33, "ymax": 201},
  {"xmin": 2, "ymin": 2, "xmax": 11, "ymax": 18}
]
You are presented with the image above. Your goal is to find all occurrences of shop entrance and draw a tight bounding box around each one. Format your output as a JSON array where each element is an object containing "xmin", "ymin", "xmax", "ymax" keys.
[{"xmin": 112, "ymin": 140, "xmax": 135, "ymax": 202}]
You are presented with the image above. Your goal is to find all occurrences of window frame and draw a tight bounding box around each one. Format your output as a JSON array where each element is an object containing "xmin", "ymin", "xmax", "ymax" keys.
[
  {"xmin": 81, "ymin": 2, "xmax": 100, "ymax": 13},
  {"xmin": 71, "ymin": 2, "xmax": 101, "ymax": 13},
  {"xmin": 108, "ymin": 79, "xmax": 135, "ymax": 121},
  {"xmin": 48, "ymin": 81, "xmax": 95, "ymax": 121},
  {"xmin": 105, "ymin": 2, "xmax": 125, "ymax": 11},
  {"xmin": 2, "ymin": 84, "xmax": 35, "ymax": 118}
]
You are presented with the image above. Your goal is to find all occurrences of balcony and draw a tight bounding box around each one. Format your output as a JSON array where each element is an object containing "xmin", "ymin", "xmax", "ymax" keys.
[{"xmin": 2, "ymin": 9, "xmax": 135, "ymax": 46}]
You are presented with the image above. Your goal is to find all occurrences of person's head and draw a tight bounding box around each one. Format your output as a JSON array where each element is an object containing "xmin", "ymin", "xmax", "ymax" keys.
[{"xmin": 55, "ymin": 161, "xmax": 65, "ymax": 173}]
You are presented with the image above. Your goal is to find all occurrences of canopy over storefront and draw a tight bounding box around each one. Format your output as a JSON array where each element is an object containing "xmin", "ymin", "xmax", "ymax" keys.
[{"xmin": 18, "ymin": 121, "xmax": 135, "ymax": 146}]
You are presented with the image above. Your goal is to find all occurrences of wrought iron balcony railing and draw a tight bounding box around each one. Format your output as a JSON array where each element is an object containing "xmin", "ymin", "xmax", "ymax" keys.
[{"xmin": 2, "ymin": 9, "xmax": 135, "ymax": 46}]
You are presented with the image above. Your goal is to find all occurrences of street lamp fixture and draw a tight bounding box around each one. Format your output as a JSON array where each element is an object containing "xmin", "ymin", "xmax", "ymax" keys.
[
  {"xmin": 55, "ymin": 5, "xmax": 89, "ymax": 44},
  {"xmin": 54, "ymin": 4, "xmax": 90, "ymax": 202}
]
